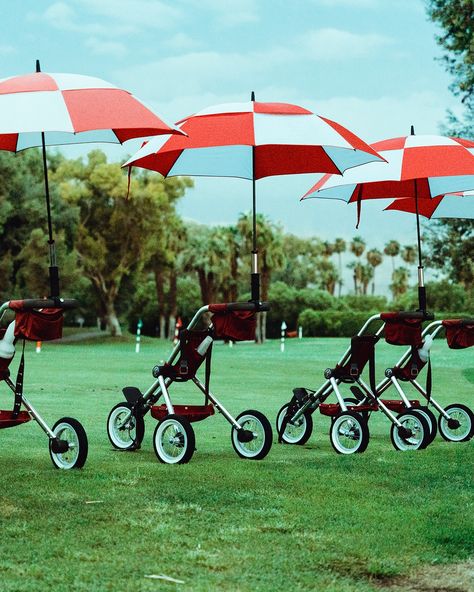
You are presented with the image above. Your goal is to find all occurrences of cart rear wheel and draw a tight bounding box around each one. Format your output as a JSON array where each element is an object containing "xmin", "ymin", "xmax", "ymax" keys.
[
  {"xmin": 107, "ymin": 402, "xmax": 145, "ymax": 450},
  {"xmin": 276, "ymin": 403, "xmax": 313, "ymax": 445},
  {"xmin": 330, "ymin": 411, "xmax": 369, "ymax": 454},
  {"xmin": 438, "ymin": 404, "xmax": 474, "ymax": 442},
  {"xmin": 390, "ymin": 410, "xmax": 430, "ymax": 451},
  {"xmin": 232, "ymin": 410, "xmax": 272, "ymax": 460},
  {"xmin": 49, "ymin": 417, "xmax": 88, "ymax": 469},
  {"xmin": 153, "ymin": 415, "xmax": 195, "ymax": 464}
]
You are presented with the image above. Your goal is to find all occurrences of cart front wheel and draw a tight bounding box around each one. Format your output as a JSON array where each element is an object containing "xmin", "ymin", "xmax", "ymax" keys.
[
  {"xmin": 276, "ymin": 403, "xmax": 313, "ymax": 445},
  {"xmin": 438, "ymin": 404, "xmax": 474, "ymax": 442},
  {"xmin": 153, "ymin": 415, "xmax": 195, "ymax": 464},
  {"xmin": 390, "ymin": 410, "xmax": 429, "ymax": 451},
  {"xmin": 107, "ymin": 402, "xmax": 145, "ymax": 450},
  {"xmin": 232, "ymin": 410, "xmax": 273, "ymax": 460},
  {"xmin": 49, "ymin": 417, "xmax": 88, "ymax": 469},
  {"xmin": 330, "ymin": 411, "xmax": 369, "ymax": 454}
]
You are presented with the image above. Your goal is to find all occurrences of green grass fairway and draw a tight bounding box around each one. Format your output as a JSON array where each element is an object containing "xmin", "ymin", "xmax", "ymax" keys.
[{"xmin": 0, "ymin": 336, "xmax": 472, "ymax": 591}]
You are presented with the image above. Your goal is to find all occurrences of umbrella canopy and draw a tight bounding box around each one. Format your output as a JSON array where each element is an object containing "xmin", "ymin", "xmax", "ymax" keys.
[
  {"xmin": 124, "ymin": 95, "xmax": 384, "ymax": 301},
  {"xmin": 302, "ymin": 131, "xmax": 474, "ymax": 311},
  {"xmin": 0, "ymin": 61, "xmax": 181, "ymax": 297},
  {"xmin": 385, "ymin": 192, "xmax": 474, "ymax": 219}
]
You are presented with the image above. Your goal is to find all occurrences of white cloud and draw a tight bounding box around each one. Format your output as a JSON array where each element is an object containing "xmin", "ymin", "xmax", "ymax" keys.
[
  {"xmin": 185, "ymin": 0, "xmax": 259, "ymax": 26},
  {"xmin": 164, "ymin": 32, "xmax": 201, "ymax": 52},
  {"xmin": 85, "ymin": 38, "xmax": 127, "ymax": 58},
  {"xmin": 31, "ymin": 0, "xmax": 181, "ymax": 37},
  {"xmin": 302, "ymin": 28, "xmax": 392, "ymax": 60},
  {"xmin": 0, "ymin": 45, "xmax": 15, "ymax": 55}
]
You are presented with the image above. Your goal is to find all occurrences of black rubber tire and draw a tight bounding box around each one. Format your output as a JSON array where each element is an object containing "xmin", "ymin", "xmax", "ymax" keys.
[
  {"xmin": 329, "ymin": 411, "xmax": 370, "ymax": 454},
  {"xmin": 438, "ymin": 403, "xmax": 474, "ymax": 442},
  {"xmin": 390, "ymin": 410, "xmax": 430, "ymax": 451},
  {"xmin": 231, "ymin": 409, "xmax": 273, "ymax": 460},
  {"xmin": 276, "ymin": 403, "xmax": 313, "ymax": 445},
  {"xmin": 153, "ymin": 414, "xmax": 195, "ymax": 464},
  {"xmin": 415, "ymin": 406, "xmax": 438, "ymax": 444},
  {"xmin": 107, "ymin": 402, "xmax": 145, "ymax": 451},
  {"xmin": 49, "ymin": 417, "xmax": 88, "ymax": 469}
]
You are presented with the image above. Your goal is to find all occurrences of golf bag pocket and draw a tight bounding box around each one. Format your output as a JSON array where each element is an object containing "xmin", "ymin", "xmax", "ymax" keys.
[
  {"xmin": 165, "ymin": 330, "xmax": 212, "ymax": 381},
  {"xmin": 381, "ymin": 313, "xmax": 423, "ymax": 347},
  {"xmin": 443, "ymin": 319, "xmax": 474, "ymax": 349},
  {"xmin": 211, "ymin": 310, "xmax": 256, "ymax": 341},
  {"xmin": 14, "ymin": 308, "xmax": 64, "ymax": 341}
]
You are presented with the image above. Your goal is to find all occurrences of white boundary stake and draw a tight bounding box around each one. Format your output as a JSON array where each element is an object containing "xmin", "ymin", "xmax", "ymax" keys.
[
  {"xmin": 298, "ymin": 326, "xmax": 303, "ymax": 339},
  {"xmin": 135, "ymin": 319, "xmax": 143, "ymax": 353},
  {"xmin": 36, "ymin": 341, "xmax": 42, "ymax": 353},
  {"xmin": 280, "ymin": 321, "xmax": 287, "ymax": 353},
  {"xmin": 174, "ymin": 317, "xmax": 182, "ymax": 344}
]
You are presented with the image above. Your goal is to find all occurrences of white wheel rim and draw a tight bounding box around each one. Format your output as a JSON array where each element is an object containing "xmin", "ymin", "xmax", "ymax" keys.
[
  {"xmin": 331, "ymin": 415, "xmax": 364, "ymax": 454},
  {"xmin": 51, "ymin": 422, "xmax": 80, "ymax": 469},
  {"xmin": 416, "ymin": 409, "xmax": 434, "ymax": 436},
  {"xmin": 440, "ymin": 408, "xmax": 471, "ymax": 441},
  {"xmin": 277, "ymin": 407, "xmax": 307, "ymax": 444},
  {"xmin": 393, "ymin": 414, "xmax": 424, "ymax": 450},
  {"xmin": 109, "ymin": 406, "xmax": 137, "ymax": 449},
  {"xmin": 155, "ymin": 419, "xmax": 188, "ymax": 464},
  {"xmin": 233, "ymin": 415, "xmax": 266, "ymax": 458}
]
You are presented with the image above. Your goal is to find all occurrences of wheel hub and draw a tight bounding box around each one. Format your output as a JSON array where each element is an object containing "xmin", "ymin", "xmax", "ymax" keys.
[{"xmin": 447, "ymin": 418, "xmax": 461, "ymax": 430}]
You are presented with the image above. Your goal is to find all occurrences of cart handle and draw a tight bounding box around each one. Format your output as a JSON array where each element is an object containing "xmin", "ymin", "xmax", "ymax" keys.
[
  {"xmin": 208, "ymin": 301, "xmax": 270, "ymax": 313},
  {"xmin": 380, "ymin": 310, "xmax": 434, "ymax": 321},
  {"xmin": 8, "ymin": 298, "xmax": 79, "ymax": 311}
]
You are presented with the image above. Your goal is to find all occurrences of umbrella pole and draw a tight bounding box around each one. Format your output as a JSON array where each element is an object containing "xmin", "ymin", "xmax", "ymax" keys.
[
  {"xmin": 414, "ymin": 178, "xmax": 426, "ymax": 312},
  {"xmin": 40, "ymin": 131, "xmax": 60, "ymax": 298},
  {"xmin": 250, "ymin": 91, "xmax": 260, "ymax": 302},
  {"xmin": 36, "ymin": 60, "xmax": 59, "ymax": 297}
]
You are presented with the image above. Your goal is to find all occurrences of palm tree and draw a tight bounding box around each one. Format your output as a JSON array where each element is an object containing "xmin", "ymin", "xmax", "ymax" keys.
[
  {"xmin": 333, "ymin": 238, "xmax": 346, "ymax": 296},
  {"xmin": 390, "ymin": 266, "xmax": 410, "ymax": 299},
  {"xmin": 401, "ymin": 244, "xmax": 417, "ymax": 281},
  {"xmin": 384, "ymin": 240, "xmax": 400, "ymax": 272},
  {"xmin": 349, "ymin": 236, "xmax": 366, "ymax": 294},
  {"xmin": 360, "ymin": 263, "xmax": 374, "ymax": 295},
  {"xmin": 366, "ymin": 248, "xmax": 383, "ymax": 295}
]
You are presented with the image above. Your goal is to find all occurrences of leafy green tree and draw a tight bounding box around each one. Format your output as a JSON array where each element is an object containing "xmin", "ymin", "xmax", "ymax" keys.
[
  {"xmin": 427, "ymin": 0, "xmax": 474, "ymax": 136},
  {"xmin": 54, "ymin": 150, "xmax": 191, "ymax": 336}
]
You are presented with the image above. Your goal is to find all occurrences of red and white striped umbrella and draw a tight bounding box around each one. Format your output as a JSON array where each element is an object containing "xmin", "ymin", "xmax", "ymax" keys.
[
  {"xmin": 385, "ymin": 192, "xmax": 474, "ymax": 219},
  {"xmin": 0, "ymin": 69, "xmax": 179, "ymax": 151},
  {"xmin": 303, "ymin": 134, "xmax": 474, "ymax": 206},
  {"xmin": 0, "ymin": 61, "xmax": 181, "ymax": 297},
  {"xmin": 301, "ymin": 131, "xmax": 474, "ymax": 311},
  {"xmin": 124, "ymin": 99, "xmax": 383, "ymax": 179},
  {"xmin": 124, "ymin": 96, "xmax": 384, "ymax": 301}
]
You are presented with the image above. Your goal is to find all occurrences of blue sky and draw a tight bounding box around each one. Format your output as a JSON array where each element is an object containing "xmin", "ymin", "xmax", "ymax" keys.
[{"xmin": 4, "ymin": 0, "xmax": 462, "ymax": 292}]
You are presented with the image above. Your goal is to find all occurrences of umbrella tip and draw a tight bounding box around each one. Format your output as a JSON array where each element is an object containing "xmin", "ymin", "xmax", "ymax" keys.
[
  {"xmin": 251, "ymin": 91, "xmax": 255, "ymax": 101},
  {"xmin": 410, "ymin": 124, "xmax": 415, "ymax": 135},
  {"xmin": 35, "ymin": 59, "xmax": 41, "ymax": 73}
]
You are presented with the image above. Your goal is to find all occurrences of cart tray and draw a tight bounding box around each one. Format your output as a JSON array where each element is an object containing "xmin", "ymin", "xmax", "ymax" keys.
[
  {"xmin": 0, "ymin": 410, "xmax": 31, "ymax": 429},
  {"xmin": 381, "ymin": 399, "xmax": 420, "ymax": 411},
  {"xmin": 319, "ymin": 403, "xmax": 378, "ymax": 417},
  {"xmin": 151, "ymin": 404, "xmax": 215, "ymax": 423}
]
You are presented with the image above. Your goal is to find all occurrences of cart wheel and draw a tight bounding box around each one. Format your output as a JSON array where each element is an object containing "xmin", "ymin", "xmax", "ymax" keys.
[
  {"xmin": 107, "ymin": 402, "xmax": 145, "ymax": 450},
  {"xmin": 153, "ymin": 414, "xmax": 195, "ymax": 464},
  {"xmin": 390, "ymin": 410, "xmax": 430, "ymax": 451},
  {"xmin": 231, "ymin": 410, "xmax": 273, "ymax": 460},
  {"xmin": 49, "ymin": 417, "xmax": 88, "ymax": 469},
  {"xmin": 438, "ymin": 403, "xmax": 474, "ymax": 442},
  {"xmin": 276, "ymin": 403, "xmax": 313, "ymax": 445},
  {"xmin": 330, "ymin": 411, "xmax": 369, "ymax": 454},
  {"xmin": 416, "ymin": 406, "xmax": 437, "ymax": 444}
]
